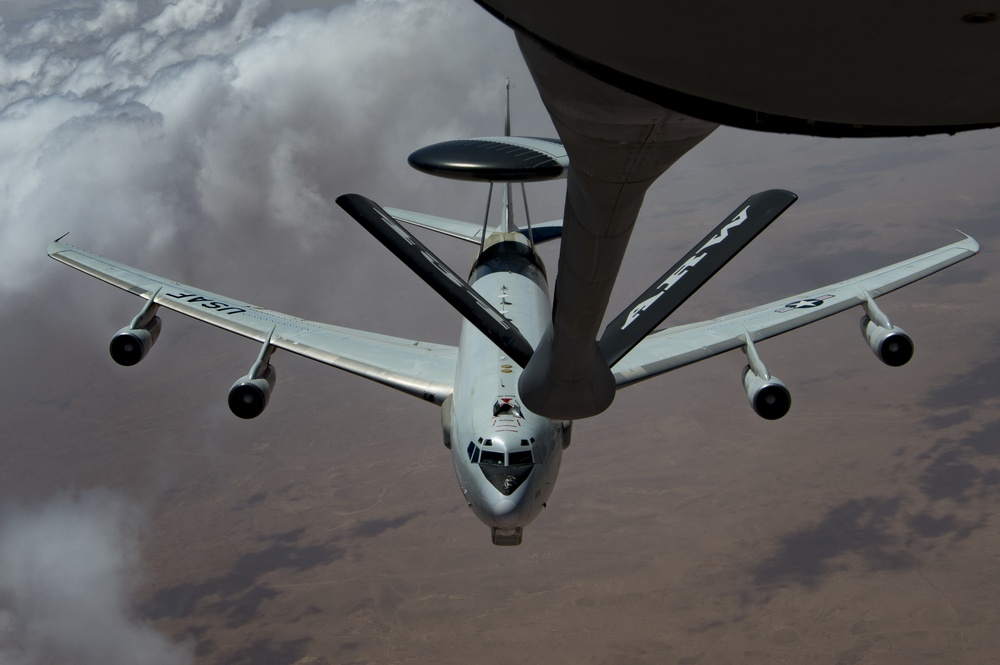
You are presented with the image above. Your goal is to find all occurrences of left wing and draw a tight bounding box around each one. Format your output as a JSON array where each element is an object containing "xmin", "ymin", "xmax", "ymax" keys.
[
  {"xmin": 613, "ymin": 234, "xmax": 979, "ymax": 388},
  {"xmin": 48, "ymin": 241, "xmax": 457, "ymax": 404}
]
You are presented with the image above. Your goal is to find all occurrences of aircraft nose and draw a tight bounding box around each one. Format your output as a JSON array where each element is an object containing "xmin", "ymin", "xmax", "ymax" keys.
[
  {"xmin": 488, "ymin": 497, "xmax": 525, "ymax": 528},
  {"xmin": 493, "ymin": 498, "xmax": 517, "ymax": 516}
]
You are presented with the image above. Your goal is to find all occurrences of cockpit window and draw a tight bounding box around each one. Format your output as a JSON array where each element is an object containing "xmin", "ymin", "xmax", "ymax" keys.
[
  {"xmin": 480, "ymin": 450, "xmax": 504, "ymax": 466},
  {"xmin": 507, "ymin": 451, "xmax": 533, "ymax": 466},
  {"xmin": 476, "ymin": 443, "xmax": 535, "ymax": 494},
  {"xmin": 479, "ymin": 459, "xmax": 534, "ymax": 496}
]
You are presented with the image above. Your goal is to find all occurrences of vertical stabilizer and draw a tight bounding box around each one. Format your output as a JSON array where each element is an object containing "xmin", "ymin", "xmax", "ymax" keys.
[
  {"xmin": 500, "ymin": 79, "xmax": 515, "ymax": 235},
  {"xmin": 501, "ymin": 182, "xmax": 515, "ymax": 234},
  {"xmin": 504, "ymin": 77, "xmax": 511, "ymax": 137}
]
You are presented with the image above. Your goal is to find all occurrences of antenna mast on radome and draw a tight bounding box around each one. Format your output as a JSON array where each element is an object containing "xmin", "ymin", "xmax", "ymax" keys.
[{"xmin": 404, "ymin": 77, "xmax": 569, "ymax": 252}]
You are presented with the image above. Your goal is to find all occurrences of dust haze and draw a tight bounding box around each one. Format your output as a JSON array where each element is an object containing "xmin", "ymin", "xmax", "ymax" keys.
[{"xmin": 2, "ymin": 1, "xmax": 1000, "ymax": 663}]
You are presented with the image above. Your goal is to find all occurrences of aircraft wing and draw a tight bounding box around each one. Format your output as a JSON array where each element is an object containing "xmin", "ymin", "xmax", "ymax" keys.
[
  {"xmin": 47, "ymin": 241, "xmax": 457, "ymax": 404},
  {"xmin": 613, "ymin": 235, "xmax": 979, "ymax": 389}
]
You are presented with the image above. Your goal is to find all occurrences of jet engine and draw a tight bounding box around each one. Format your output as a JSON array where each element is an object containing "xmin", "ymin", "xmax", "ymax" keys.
[
  {"xmin": 109, "ymin": 316, "xmax": 162, "ymax": 366},
  {"xmin": 743, "ymin": 366, "xmax": 791, "ymax": 420},
  {"xmin": 741, "ymin": 335, "xmax": 791, "ymax": 420},
  {"xmin": 228, "ymin": 365, "xmax": 276, "ymax": 419},
  {"xmin": 860, "ymin": 316, "xmax": 913, "ymax": 367},
  {"xmin": 859, "ymin": 293, "xmax": 913, "ymax": 367}
]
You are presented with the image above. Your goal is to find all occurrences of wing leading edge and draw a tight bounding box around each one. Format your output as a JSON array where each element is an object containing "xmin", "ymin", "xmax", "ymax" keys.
[
  {"xmin": 47, "ymin": 241, "xmax": 457, "ymax": 404},
  {"xmin": 613, "ymin": 235, "xmax": 979, "ymax": 388}
]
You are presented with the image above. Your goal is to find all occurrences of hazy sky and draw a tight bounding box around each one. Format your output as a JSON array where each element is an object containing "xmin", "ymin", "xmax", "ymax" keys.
[{"xmin": 2, "ymin": 1, "xmax": 1000, "ymax": 663}]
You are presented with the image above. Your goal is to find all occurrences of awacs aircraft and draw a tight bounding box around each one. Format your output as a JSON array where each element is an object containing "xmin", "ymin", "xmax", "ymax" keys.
[{"xmin": 49, "ymin": 124, "xmax": 978, "ymax": 545}]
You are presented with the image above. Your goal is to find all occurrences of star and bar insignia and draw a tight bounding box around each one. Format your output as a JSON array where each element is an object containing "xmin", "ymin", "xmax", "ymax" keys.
[{"xmin": 775, "ymin": 294, "xmax": 835, "ymax": 313}]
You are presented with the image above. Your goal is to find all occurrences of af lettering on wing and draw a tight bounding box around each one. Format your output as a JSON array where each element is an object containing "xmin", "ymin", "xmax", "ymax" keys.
[
  {"xmin": 621, "ymin": 205, "xmax": 751, "ymax": 330},
  {"xmin": 166, "ymin": 291, "xmax": 246, "ymax": 314}
]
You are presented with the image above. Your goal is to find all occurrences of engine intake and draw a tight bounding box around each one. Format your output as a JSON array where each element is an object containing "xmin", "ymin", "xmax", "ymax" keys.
[
  {"xmin": 743, "ymin": 366, "xmax": 791, "ymax": 420},
  {"xmin": 109, "ymin": 316, "xmax": 162, "ymax": 366},
  {"xmin": 228, "ymin": 365, "xmax": 276, "ymax": 419},
  {"xmin": 859, "ymin": 293, "xmax": 913, "ymax": 367},
  {"xmin": 861, "ymin": 316, "xmax": 913, "ymax": 367},
  {"xmin": 741, "ymin": 335, "xmax": 791, "ymax": 420}
]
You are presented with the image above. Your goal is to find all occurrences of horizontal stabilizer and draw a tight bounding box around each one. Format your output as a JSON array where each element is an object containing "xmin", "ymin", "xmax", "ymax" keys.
[
  {"xmin": 337, "ymin": 193, "xmax": 535, "ymax": 368},
  {"xmin": 523, "ymin": 220, "xmax": 563, "ymax": 244},
  {"xmin": 383, "ymin": 207, "xmax": 486, "ymax": 244},
  {"xmin": 384, "ymin": 207, "xmax": 564, "ymax": 245},
  {"xmin": 600, "ymin": 189, "xmax": 798, "ymax": 367}
]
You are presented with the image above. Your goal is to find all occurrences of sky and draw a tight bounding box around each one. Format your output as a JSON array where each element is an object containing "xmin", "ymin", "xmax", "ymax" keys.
[{"xmin": 2, "ymin": 1, "xmax": 1000, "ymax": 663}]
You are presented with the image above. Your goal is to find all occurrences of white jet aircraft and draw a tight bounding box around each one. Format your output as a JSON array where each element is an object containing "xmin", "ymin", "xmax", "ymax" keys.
[{"xmin": 48, "ymin": 129, "xmax": 977, "ymax": 545}]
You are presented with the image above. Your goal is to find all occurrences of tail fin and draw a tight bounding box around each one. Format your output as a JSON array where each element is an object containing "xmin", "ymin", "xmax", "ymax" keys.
[
  {"xmin": 501, "ymin": 78, "xmax": 514, "ymax": 236},
  {"xmin": 504, "ymin": 77, "xmax": 511, "ymax": 138},
  {"xmin": 389, "ymin": 80, "xmax": 565, "ymax": 245}
]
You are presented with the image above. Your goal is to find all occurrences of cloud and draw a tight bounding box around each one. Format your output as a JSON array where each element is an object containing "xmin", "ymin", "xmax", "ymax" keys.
[
  {"xmin": 0, "ymin": 488, "xmax": 193, "ymax": 665},
  {"xmin": 0, "ymin": 0, "xmax": 529, "ymax": 295}
]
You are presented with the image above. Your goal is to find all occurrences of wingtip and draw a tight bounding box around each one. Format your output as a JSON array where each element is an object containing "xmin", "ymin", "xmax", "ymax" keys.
[
  {"xmin": 956, "ymin": 230, "xmax": 980, "ymax": 254},
  {"xmin": 47, "ymin": 233, "xmax": 70, "ymax": 257}
]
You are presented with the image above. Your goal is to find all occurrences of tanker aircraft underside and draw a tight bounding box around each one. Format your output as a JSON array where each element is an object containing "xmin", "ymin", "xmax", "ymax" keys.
[
  {"xmin": 49, "ymin": 98, "xmax": 979, "ymax": 545},
  {"xmin": 466, "ymin": 2, "xmax": 1000, "ymax": 422}
]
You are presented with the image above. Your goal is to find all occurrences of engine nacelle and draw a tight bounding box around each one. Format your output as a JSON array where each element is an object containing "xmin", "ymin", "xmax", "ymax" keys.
[
  {"xmin": 109, "ymin": 316, "xmax": 162, "ymax": 366},
  {"xmin": 860, "ymin": 316, "xmax": 914, "ymax": 367},
  {"xmin": 743, "ymin": 366, "xmax": 791, "ymax": 420},
  {"xmin": 228, "ymin": 365, "xmax": 276, "ymax": 419}
]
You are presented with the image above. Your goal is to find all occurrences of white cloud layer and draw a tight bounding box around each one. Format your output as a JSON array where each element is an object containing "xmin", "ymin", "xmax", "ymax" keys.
[
  {"xmin": 0, "ymin": 0, "xmax": 524, "ymax": 294},
  {"xmin": 0, "ymin": 489, "xmax": 192, "ymax": 665}
]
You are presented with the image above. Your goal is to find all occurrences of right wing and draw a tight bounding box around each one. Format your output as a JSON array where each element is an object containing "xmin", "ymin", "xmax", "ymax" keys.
[
  {"xmin": 613, "ymin": 235, "xmax": 979, "ymax": 388},
  {"xmin": 48, "ymin": 241, "xmax": 457, "ymax": 404}
]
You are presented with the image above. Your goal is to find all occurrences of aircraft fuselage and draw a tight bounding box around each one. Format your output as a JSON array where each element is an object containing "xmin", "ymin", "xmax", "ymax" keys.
[{"xmin": 449, "ymin": 233, "xmax": 568, "ymax": 545}]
